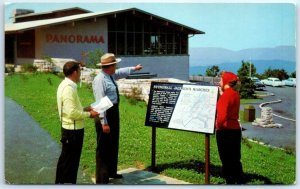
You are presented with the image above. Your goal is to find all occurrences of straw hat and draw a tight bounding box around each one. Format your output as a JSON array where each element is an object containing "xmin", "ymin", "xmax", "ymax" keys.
[{"xmin": 97, "ymin": 53, "xmax": 121, "ymax": 66}]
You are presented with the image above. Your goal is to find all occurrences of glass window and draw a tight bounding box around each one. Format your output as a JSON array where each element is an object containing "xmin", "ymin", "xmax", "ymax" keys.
[
  {"xmin": 127, "ymin": 16, "xmax": 135, "ymax": 32},
  {"xmin": 159, "ymin": 34, "xmax": 166, "ymax": 54},
  {"xmin": 150, "ymin": 35, "xmax": 159, "ymax": 54},
  {"xmin": 108, "ymin": 32, "xmax": 116, "ymax": 54},
  {"xmin": 107, "ymin": 17, "xmax": 116, "ymax": 31},
  {"xmin": 175, "ymin": 33, "xmax": 181, "ymax": 54},
  {"xmin": 107, "ymin": 13, "xmax": 189, "ymax": 56},
  {"xmin": 17, "ymin": 30, "xmax": 35, "ymax": 58},
  {"xmin": 127, "ymin": 33, "xmax": 134, "ymax": 55},
  {"xmin": 180, "ymin": 34, "xmax": 188, "ymax": 54},
  {"xmin": 144, "ymin": 33, "xmax": 151, "ymax": 55},
  {"xmin": 166, "ymin": 33, "xmax": 174, "ymax": 54},
  {"xmin": 135, "ymin": 19, "xmax": 143, "ymax": 32},
  {"xmin": 144, "ymin": 21, "xmax": 152, "ymax": 33},
  {"xmin": 135, "ymin": 33, "xmax": 143, "ymax": 55},
  {"xmin": 116, "ymin": 17, "xmax": 125, "ymax": 31},
  {"xmin": 116, "ymin": 32, "xmax": 125, "ymax": 55}
]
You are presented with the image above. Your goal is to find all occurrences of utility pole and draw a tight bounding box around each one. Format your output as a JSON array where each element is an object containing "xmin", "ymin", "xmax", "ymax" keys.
[{"xmin": 249, "ymin": 59, "xmax": 252, "ymax": 78}]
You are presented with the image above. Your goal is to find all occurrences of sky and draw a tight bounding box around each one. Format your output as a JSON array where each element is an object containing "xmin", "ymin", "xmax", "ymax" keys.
[{"xmin": 3, "ymin": 0, "xmax": 297, "ymax": 51}]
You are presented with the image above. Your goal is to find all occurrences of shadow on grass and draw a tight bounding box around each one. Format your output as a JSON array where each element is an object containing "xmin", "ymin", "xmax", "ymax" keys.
[{"xmin": 145, "ymin": 159, "xmax": 279, "ymax": 184}]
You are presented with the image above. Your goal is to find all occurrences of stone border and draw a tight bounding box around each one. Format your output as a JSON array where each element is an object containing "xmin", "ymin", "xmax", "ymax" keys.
[{"xmin": 259, "ymin": 100, "xmax": 296, "ymax": 122}]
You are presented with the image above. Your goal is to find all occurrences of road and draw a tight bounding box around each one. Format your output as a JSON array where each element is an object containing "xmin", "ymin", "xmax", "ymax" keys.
[
  {"xmin": 264, "ymin": 86, "xmax": 296, "ymax": 119},
  {"xmin": 241, "ymin": 86, "xmax": 296, "ymax": 150}
]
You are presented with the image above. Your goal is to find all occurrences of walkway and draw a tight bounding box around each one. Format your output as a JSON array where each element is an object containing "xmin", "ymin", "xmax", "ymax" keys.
[{"xmin": 4, "ymin": 97, "xmax": 91, "ymax": 184}]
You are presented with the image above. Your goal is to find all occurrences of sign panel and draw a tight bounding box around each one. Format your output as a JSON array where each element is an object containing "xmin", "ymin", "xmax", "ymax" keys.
[{"xmin": 145, "ymin": 82, "xmax": 219, "ymax": 134}]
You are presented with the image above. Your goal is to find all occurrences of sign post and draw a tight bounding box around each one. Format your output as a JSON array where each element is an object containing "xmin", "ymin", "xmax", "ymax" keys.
[
  {"xmin": 151, "ymin": 127, "xmax": 156, "ymax": 171},
  {"xmin": 145, "ymin": 82, "xmax": 218, "ymax": 184},
  {"xmin": 205, "ymin": 134, "xmax": 210, "ymax": 184}
]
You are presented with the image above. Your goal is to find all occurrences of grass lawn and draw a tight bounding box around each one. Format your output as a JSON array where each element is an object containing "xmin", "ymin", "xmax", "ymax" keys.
[{"xmin": 5, "ymin": 73, "xmax": 296, "ymax": 184}]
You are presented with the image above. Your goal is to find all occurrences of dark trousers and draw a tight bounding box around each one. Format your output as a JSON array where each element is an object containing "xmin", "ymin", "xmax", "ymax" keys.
[
  {"xmin": 216, "ymin": 129, "xmax": 244, "ymax": 184},
  {"xmin": 55, "ymin": 128, "xmax": 84, "ymax": 184},
  {"xmin": 95, "ymin": 104, "xmax": 120, "ymax": 184}
]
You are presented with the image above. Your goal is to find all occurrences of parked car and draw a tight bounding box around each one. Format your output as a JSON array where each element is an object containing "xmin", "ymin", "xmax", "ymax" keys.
[
  {"xmin": 261, "ymin": 77, "xmax": 284, "ymax": 87},
  {"xmin": 249, "ymin": 77, "xmax": 265, "ymax": 90},
  {"xmin": 283, "ymin": 78, "xmax": 296, "ymax": 87}
]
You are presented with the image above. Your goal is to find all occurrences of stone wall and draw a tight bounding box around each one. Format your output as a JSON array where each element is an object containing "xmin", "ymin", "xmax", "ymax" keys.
[
  {"xmin": 116, "ymin": 78, "xmax": 189, "ymax": 103},
  {"xmin": 21, "ymin": 58, "xmax": 189, "ymax": 103},
  {"xmin": 33, "ymin": 59, "xmax": 53, "ymax": 72}
]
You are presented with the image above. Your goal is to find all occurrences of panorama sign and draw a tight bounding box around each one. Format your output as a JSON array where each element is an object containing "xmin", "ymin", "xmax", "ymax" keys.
[{"xmin": 46, "ymin": 34, "xmax": 105, "ymax": 44}]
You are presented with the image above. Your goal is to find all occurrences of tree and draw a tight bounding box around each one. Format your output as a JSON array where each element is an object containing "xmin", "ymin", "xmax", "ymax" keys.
[
  {"xmin": 205, "ymin": 65, "xmax": 220, "ymax": 77},
  {"xmin": 291, "ymin": 71, "xmax": 296, "ymax": 78},
  {"xmin": 262, "ymin": 68, "xmax": 289, "ymax": 80},
  {"xmin": 82, "ymin": 48, "xmax": 105, "ymax": 68},
  {"xmin": 237, "ymin": 60, "xmax": 257, "ymax": 99},
  {"xmin": 237, "ymin": 60, "xmax": 257, "ymax": 77}
]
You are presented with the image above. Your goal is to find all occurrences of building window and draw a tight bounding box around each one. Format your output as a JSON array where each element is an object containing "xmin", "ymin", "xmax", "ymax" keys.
[
  {"xmin": 17, "ymin": 30, "xmax": 35, "ymax": 58},
  {"xmin": 107, "ymin": 14, "xmax": 188, "ymax": 56}
]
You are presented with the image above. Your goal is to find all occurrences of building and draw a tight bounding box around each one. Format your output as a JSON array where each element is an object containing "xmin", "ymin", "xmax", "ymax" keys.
[{"xmin": 5, "ymin": 7, "xmax": 204, "ymax": 80}]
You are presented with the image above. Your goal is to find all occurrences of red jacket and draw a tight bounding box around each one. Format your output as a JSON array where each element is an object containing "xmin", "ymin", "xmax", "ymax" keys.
[{"xmin": 216, "ymin": 88, "xmax": 241, "ymax": 130}]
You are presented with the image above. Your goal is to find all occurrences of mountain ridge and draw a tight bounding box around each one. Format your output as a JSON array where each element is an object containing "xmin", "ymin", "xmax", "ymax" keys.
[
  {"xmin": 190, "ymin": 46, "xmax": 295, "ymax": 66},
  {"xmin": 189, "ymin": 46, "xmax": 296, "ymax": 75}
]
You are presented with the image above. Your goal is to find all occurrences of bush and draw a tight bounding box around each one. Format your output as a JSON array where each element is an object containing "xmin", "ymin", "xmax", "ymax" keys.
[
  {"xmin": 125, "ymin": 86, "xmax": 143, "ymax": 105},
  {"xmin": 5, "ymin": 64, "xmax": 15, "ymax": 73},
  {"xmin": 21, "ymin": 64, "xmax": 38, "ymax": 73},
  {"xmin": 86, "ymin": 48, "xmax": 105, "ymax": 68},
  {"xmin": 237, "ymin": 61, "xmax": 256, "ymax": 99}
]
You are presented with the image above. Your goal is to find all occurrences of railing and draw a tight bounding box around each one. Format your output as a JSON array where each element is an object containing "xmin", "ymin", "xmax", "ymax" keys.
[{"xmin": 126, "ymin": 72, "xmax": 157, "ymax": 79}]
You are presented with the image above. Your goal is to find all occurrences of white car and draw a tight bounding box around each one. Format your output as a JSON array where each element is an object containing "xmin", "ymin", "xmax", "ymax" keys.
[
  {"xmin": 283, "ymin": 78, "xmax": 296, "ymax": 87},
  {"xmin": 261, "ymin": 77, "xmax": 284, "ymax": 87}
]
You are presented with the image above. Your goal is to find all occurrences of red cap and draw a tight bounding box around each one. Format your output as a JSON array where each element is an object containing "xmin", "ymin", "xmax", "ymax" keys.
[{"xmin": 222, "ymin": 72, "xmax": 239, "ymax": 86}]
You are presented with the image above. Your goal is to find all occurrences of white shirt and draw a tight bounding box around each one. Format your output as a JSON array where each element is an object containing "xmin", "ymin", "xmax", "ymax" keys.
[{"xmin": 57, "ymin": 78, "xmax": 90, "ymax": 130}]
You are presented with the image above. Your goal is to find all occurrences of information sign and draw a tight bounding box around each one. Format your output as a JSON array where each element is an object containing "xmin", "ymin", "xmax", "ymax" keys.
[{"xmin": 145, "ymin": 82, "xmax": 219, "ymax": 134}]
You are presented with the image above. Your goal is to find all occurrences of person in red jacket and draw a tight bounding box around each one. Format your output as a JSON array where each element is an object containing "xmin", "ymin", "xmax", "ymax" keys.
[{"xmin": 216, "ymin": 71, "xmax": 244, "ymax": 184}]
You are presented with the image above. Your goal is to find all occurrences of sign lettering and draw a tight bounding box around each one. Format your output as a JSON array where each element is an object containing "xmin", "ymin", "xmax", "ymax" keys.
[{"xmin": 45, "ymin": 34, "xmax": 105, "ymax": 44}]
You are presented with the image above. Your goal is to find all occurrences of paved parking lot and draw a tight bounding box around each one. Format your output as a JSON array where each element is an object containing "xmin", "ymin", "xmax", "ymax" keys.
[{"xmin": 241, "ymin": 86, "xmax": 296, "ymax": 150}]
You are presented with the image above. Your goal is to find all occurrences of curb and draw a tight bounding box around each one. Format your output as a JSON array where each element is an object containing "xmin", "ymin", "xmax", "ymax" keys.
[{"xmin": 258, "ymin": 99, "xmax": 296, "ymax": 122}]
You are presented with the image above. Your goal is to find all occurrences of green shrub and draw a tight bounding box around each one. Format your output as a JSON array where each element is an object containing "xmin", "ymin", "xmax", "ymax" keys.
[
  {"xmin": 125, "ymin": 86, "xmax": 143, "ymax": 105},
  {"xmin": 21, "ymin": 64, "xmax": 38, "ymax": 73},
  {"xmin": 86, "ymin": 48, "xmax": 105, "ymax": 68},
  {"xmin": 5, "ymin": 64, "xmax": 15, "ymax": 73}
]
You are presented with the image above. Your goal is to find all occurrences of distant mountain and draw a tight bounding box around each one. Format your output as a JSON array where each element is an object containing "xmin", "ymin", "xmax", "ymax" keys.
[
  {"xmin": 189, "ymin": 46, "xmax": 296, "ymax": 75},
  {"xmin": 190, "ymin": 46, "xmax": 295, "ymax": 66}
]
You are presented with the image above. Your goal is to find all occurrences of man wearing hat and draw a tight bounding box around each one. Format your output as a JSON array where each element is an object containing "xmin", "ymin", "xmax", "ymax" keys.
[
  {"xmin": 216, "ymin": 71, "xmax": 244, "ymax": 184},
  {"xmin": 92, "ymin": 53, "xmax": 142, "ymax": 184}
]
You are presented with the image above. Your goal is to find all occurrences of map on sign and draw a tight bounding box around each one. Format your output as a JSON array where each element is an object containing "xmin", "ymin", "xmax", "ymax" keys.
[
  {"xmin": 168, "ymin": 85, "xmax": 218, "ymax": 133},
  {"xmin": 145, "ymin": 82, "xmax": 219, "ymax": 134}
]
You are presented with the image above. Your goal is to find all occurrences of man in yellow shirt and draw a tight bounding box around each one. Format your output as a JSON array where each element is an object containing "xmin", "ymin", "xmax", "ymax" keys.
[{"xmin": 56, "ymin": 61, "xmax": 99, "ymax": 184}]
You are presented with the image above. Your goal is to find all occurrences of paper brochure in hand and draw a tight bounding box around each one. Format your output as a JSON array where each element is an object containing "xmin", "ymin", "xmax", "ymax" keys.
[{"xmin": 91, "ymin": 96, "xmax": 113, "ymax": 113}]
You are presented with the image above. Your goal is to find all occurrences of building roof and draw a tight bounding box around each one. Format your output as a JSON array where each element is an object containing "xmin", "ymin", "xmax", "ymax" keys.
[
  {"xmin": 5, "ymin": 7, "xmax": 204, "ymax": 35},
  {"xmin": 13, "ymin": 7, "xmax": 91, "ymax": 19}
]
